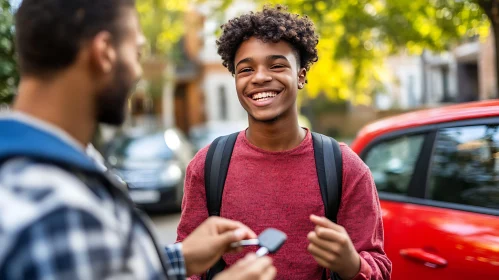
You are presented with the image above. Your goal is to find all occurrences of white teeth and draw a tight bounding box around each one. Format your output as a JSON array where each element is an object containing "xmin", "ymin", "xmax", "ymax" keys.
[{"xmin": 252, "ymin": 91, "xmax": 278, "ymax": 100}]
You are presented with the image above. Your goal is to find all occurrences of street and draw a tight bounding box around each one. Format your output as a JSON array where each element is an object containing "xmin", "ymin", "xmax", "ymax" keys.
[{"xmin": 149, "ymin": 213, "xmax": 182, "ymax": 244}]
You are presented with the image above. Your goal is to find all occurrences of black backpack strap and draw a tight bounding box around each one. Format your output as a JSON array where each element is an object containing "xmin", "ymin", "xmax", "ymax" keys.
[
  {"xmin": 312, "ymin": 133, "xmax": 343, "ymax": 280},
  {"xmin": 203, "ymin": 132, "xmax": 239, "ymax": 279},
  {"xmin": 311, "ymin": 132, "xmax": 343, "ymax": 223},
  {"xmin": 204, "ymin": 132, "xmax": 239, "ymax": 216}
]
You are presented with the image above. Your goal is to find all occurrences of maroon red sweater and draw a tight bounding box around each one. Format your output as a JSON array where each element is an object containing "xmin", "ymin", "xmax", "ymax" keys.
[{"xmin": 177, "ymin": 130, "xmax": 391, "ymax": 280}]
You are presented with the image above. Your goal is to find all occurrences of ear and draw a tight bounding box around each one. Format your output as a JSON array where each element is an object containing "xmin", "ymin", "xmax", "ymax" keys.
[
  {"xmin": 89, "ymin": 31, "xmax": 117, "ymax": 74},
  {"xmin": 298, "ymin": 68, "xmax": 307, "ymax": 89}
]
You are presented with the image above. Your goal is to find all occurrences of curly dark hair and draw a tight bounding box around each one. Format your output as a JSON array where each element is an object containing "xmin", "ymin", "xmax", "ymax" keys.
[
  {"xmin": 15, "ymin": 0, "xmax": 135, "ymax": 77},
  {"xmin": 216, "ymin": 5, "xmax": 319, "ymax": 75}
]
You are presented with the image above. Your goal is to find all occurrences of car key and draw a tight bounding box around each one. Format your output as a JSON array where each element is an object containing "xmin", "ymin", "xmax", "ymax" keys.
[
  {"xmin": 255, "ymin": 228, "xmax": 287, "ymax": 257},
  {"xmin": 230, "ymin": 238, "xmax": 260, "ymax": 248}
]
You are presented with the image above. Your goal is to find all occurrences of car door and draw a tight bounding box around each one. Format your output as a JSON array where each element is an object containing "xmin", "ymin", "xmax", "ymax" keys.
[
  {"xmin": 362, "ymin": 132, "xmax": 433, "ymax": 280},
  {"xmin": 417, "ymin": 122, "xmax": 499, "ymax": 280},
  {"xmin": 361, "ymin": 118, "xmax": 499, "ymax": 280}
]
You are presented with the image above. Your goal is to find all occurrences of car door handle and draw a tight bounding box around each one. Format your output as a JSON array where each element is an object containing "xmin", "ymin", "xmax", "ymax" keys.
[{"xmin": 400, "ymin": 248, "xmax": 448, "ymax": 268}]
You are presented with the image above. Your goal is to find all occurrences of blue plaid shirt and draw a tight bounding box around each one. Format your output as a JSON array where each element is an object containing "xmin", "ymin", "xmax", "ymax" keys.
[{"xmin": 0, "ymin": 114, "xmax": 187, "ymax": 280}]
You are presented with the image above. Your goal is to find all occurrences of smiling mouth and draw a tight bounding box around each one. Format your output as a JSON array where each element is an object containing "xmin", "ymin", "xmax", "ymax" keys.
[{"xmin": 250, "ymin": 91, "xmax": 280, "ymax": 101}]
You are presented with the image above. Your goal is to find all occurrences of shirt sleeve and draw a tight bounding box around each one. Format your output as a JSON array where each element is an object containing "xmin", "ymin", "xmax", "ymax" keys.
[
  {"xmin": 164, "ymin": 243, "xmax": 187, "ymax": 279},
  {"xmin": 0, "ymin": 207, "xmax": 126, "ymax": 279},
  {"xmin": 338, "ymin": 146, "xmax": 392, "ymax": 280}
]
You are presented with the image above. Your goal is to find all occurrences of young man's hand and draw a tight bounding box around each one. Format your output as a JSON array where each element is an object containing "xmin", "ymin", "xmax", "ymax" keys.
[
  {"xmin": 214, "ymin": 254, "xmax": 276, "ymax": 280},
  {"xmin": 307, "ymin": 214, "xmax": 361, "ymax": 280},
  {"xmin": 182, "ymin": 216, "xmax": 257, "ymax": 276}
]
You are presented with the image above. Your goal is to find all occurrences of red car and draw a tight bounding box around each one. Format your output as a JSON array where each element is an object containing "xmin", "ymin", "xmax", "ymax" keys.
[{"xmin": 350, "ymin": 100, "xmax": 499, "ymax": 280}]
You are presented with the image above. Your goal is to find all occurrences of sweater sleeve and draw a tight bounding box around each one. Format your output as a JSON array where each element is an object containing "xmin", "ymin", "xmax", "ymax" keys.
[
  {"xmin": 176, "ymin": 148, "xmax": 210, "ymax": 280},
  {"xmin": 338, "ymin": 145, "xmax": 392, "ymax": 280}
]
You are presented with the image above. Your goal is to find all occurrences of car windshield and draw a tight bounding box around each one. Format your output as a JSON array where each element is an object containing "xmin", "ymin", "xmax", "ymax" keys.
[{"xmin": 109, "ymin": 133, "xmax": 174, "ymax": 161}]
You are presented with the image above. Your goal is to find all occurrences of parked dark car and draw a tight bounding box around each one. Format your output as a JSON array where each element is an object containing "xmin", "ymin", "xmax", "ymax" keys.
[
  {"xmin": 350, "ymin": 100, "xmax": 499, "ymax": 280},
  {"xmin": 189, "ymin": 120, "xmax": 248, "ymax": 151},
  {"xmin": 104, "ymin": 128, "xmax": 194, "ymax": 212}
]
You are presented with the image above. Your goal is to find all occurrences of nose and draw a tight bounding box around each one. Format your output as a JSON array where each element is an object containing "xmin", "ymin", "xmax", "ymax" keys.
[{"xmin": 251, "ymin": 66, "xmax": 272, "ymax": 84}]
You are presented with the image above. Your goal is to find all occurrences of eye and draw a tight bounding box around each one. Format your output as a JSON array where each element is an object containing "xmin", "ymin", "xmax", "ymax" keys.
[
  {"xmin": 271, "ymin": 64, "xmax": 285, "ymax": 69},
  {"xmin": 238, "ymin": 68, "xmax": 252, "ymax": 74}
]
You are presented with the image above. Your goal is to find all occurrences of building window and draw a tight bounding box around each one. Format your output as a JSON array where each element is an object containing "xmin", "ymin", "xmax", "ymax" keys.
[{"xmin": 407, "ymin": 75, "xmax": 416, "ymax": 108}]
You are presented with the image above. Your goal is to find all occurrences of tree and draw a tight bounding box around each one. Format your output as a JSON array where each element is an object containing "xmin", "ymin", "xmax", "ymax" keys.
[
  {"xmin": 206, "ymin": 0, "xmax": 491, "ymax": 104},
  {"xmin": 136, "ymin": 0, "xmax": 189, "ymax": 59},
  {"xmin": 1, "ymin": 1, "xmax": 494, "ymax": 106},
  {"xmin": 477, "ymin": 0, "xmax": 499, "ymax": 97},
  {"xmin": 0, "ymin": 0, "xmax": 18, "ymax": 105}
]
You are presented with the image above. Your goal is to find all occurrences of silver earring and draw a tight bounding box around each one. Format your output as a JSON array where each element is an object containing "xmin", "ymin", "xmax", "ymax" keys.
[{"xmin": 298, "ymin": 83, "xmax": 304, "ymax": 89}]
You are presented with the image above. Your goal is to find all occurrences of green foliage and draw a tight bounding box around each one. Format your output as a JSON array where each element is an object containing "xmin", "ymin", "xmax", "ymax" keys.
[
  {"xmin": 0, "ymin": 0, "xmax": 18, "ymax": 104},
  {"xmin": 0, "ymin": 0, "xmax": 493, "ymax": 106},
  {"xmin": 205, "ymin": 0, "xmax": 490, "ymax": 105},
  {"xmin": 136, "ymin": 0, "xmax": 189, "ymax": 59}
]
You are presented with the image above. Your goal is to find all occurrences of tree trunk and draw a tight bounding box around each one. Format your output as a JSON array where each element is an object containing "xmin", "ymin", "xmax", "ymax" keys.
[
  {"xmin": 492, "ymin": 24, "xmax": 499, "ymax": 98},
  {"xmin": 477, "ymin": 0, "xmax": 499, "ymax": 98}
]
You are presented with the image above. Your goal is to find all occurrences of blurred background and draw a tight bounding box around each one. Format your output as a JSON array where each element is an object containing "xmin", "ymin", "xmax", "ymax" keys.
[
  {"xmin": 1, "ymin": 0, "xmax": 498, "ymax": 255},
  {"xmin": 3, "ymin": 0, "xmax": 497, "ymax": 144}
]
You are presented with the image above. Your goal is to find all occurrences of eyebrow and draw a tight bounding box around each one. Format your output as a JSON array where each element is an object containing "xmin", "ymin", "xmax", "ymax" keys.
[
  {"xmin": 235, "ymin": 55, "xmax": 290, "ymax": 69},
  {"xmin": 267, "ymin": 55, "xmax": 289, "ymax": 62},
  {"xmin": 235, "ymin": 58, "xmax": 253, "ymax": 69}
]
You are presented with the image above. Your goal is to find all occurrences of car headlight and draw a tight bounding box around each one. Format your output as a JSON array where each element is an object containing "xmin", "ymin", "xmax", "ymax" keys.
[{"xmin": 160, "ymin": 162, "xmax": 183, "ymax": 186}]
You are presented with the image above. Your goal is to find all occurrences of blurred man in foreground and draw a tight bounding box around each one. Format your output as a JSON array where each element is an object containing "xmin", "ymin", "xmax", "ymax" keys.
[{"xmin": 0, "ymin": 1, "xmax": 275, "ymax": 279}]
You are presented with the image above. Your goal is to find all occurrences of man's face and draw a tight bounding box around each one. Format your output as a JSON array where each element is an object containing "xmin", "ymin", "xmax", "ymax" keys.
[
  {"xmin": 234, "ymin": 37, "xmax": 306, "ymax": 123},
  {"xmin": 96, "ymin": 8, "xmax": 145, "ymax": 125}
]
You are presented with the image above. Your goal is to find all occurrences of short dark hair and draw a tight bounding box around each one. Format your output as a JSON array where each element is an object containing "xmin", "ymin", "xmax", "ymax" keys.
[
  {"xmin": 216, "ymin": 5, "xmax": 319, "ymax": 74},
  {"xmin": 15, "ymin": 0, "xmax": 135, "ymax": 77}
]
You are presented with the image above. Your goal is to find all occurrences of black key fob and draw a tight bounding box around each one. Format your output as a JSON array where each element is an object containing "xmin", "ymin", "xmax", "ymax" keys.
[{"xmin": 256, "ymin": 228, "xmax": 287, "ymax": 256}]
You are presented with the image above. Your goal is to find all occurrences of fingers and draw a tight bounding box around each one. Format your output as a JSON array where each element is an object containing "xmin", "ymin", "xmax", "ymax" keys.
[
  {"xmin": 260, "ymin": 265, "xmax": 277, "ymax": 280},
  {"xmin": 222, "ymin": 254, "xmax": 276, "ymax": 280},
  {"xmin": 216, "ymin": 228, "xmax": 252, "ymax": 250},
  {"xmin": 234, "ymin": 253, "xmax": 258, "ymax": 268},
  {"xmin": 209, "ymin": 217, "xmax": 258, "ymax": 239},
  {"xmin": 245, "ymin": 256, "xmax": 275, "ymax": 279},
  {"xmin": 308, "ymin": 242, "xmax": 344, "ymax": 271},
  {"xmin": 308, "ymin": 242, "xmax": 338, "ymax": 262},
  {"xmin": 307, "ymin": 231, "xmax": 340, "ymax": 252},
  {"xmin": 310, "ymin": 252, "xmax": 334, "ymax": 270},
  {"xmin": 310, "ymin": 226, "xmax": 346, "ymax": 244},
  {"xmin": 206, "ymin": 217, "xmax": 257, "ymax": 252},
  {"xmin": 310, "ymin": 215, "xmax": 343, "ymax": 232}
]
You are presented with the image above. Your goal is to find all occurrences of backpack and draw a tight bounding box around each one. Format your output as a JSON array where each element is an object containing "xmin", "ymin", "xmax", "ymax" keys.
[{"xmin": 203, "ymin": 132, "xmax": 343, "ymax": 280}]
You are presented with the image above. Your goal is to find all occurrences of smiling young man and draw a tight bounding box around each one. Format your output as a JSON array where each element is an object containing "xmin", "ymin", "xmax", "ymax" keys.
[{"xmin": 177, "ymin": 5, "xmax": 391, "ymax": 280}]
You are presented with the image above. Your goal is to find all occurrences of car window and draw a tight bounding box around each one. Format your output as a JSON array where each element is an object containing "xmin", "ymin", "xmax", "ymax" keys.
[
  {"xmin": 364, "ymin": 135, "xmax": 425, "ymax": 195},
  {"xmin": 428, "ymin": 125, "xmax": 499, "ymax": 209}
]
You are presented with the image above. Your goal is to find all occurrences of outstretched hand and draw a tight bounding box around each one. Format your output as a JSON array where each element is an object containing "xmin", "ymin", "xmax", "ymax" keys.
[{"xmin": 182, "ymin": 216, "xmax": 257, "ymax": 276}]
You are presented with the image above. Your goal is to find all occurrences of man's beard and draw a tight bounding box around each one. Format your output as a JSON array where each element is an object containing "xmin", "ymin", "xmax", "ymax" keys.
[{"xmin": 95, "ymin": 59, "xmax": 136, "ymax": 126}]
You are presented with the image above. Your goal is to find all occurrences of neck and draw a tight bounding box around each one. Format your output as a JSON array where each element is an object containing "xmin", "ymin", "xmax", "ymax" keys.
[
  {"xmin": 246, "ymin": 111, "xmax": 306, "ymax": 152},
  {"xmin": 13, "ymin": 74, "xmax": 96, "ymax": 147}
]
